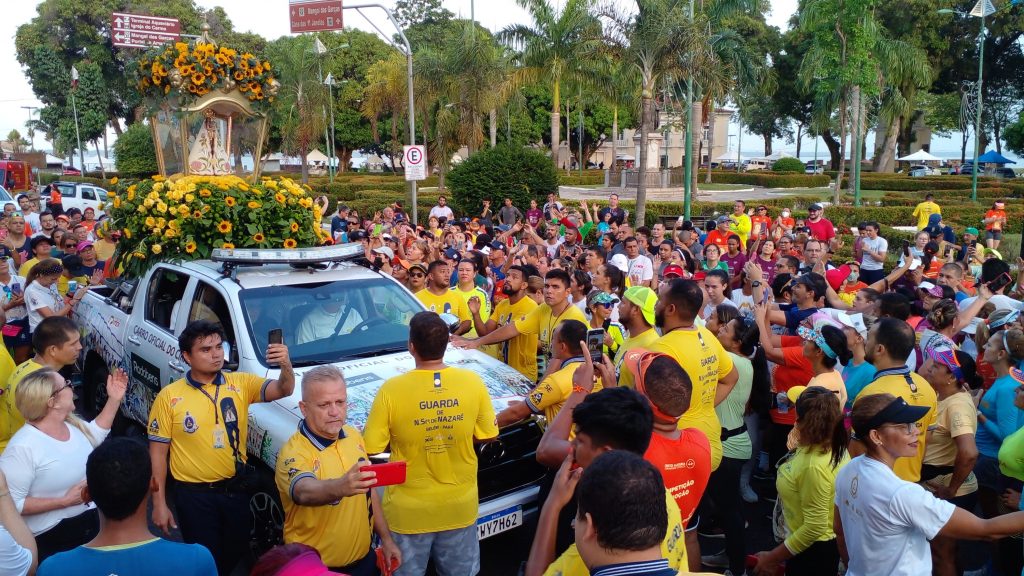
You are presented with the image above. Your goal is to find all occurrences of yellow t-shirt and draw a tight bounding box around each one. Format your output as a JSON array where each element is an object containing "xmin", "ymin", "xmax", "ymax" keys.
[
  {"xmin": 0, "ymin": 357, "xmax": 39, "ymax": 453},
  {"xmin": 614, "ymin": 328, "xmax": 661, "ymax": 388},
  {"xmin": 923, "ymin": 391, "xmax": 978, "ymax": 497},
  {"xmin": 542, "ymin": 488, "xmax": 687, "ymax": 576},
  {"xmin": 913, "ymin": 201, "xmax": 941, "ymax": 231},
  {"xmin": 493, "ymin": 296, "xmax": 539, "ymax": 382},
  {"xmin": 362, "ymin": 367, "xmax": 499, "ymax": 534},
  {"xmin": 526, "ymin": 360, "xmax": 603, "ymax": 426},
  {"xmin": 276, "ymin": 423, "xmax": 372, "ymax": 567},
  {"xmin": 452, "ymin": 285, "xmax": 490, "ymax": 337},
  {"xmin": 777, "ymin": 447, "xmax": 849, "ymax": 555},
  {"xmin": 415, "ymin": 289, "xmax": 468, "ymax": 319},
  {"xmin": 649, "ymin": 327, "xmax": 735, "ymax": 471},
  {"xmin": 514, "ymin": 302, "xmax": 588, "ymax": 358},
  {"xmin": 147, "ymin": 371, "xmax": 269, "ymax": 483},
  {"xmin": 855, "ymin": 370, "xmax": 937, "ymax": 482},
  {"xmin": 17, "ymin": 258, "xmax": 39, "ymax": 279}
]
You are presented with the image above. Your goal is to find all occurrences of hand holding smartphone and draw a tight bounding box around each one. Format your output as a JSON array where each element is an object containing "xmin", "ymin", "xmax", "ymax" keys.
[
  {"xmin": 586, "ymin": 329, "xmax": 604, "ymax": 364},
  {"xmin": 360, "ymin": 461, "xmax": 407, "ymax": 487},
  {"xmin": 987, "ymin": 272, "xmax": 1013, "ymax": 294}
]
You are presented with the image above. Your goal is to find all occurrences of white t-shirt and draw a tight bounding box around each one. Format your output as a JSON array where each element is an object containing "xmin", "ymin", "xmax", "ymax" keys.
[
  {"xmin": 730, "ymin": 289, "xmax": 756, "ymax": 317},
  {"xmin": 0, "ymin": 525, "xmax": 31, "ymax": 576},
  {"xmin": 0, "ymin": 419, "xmax": 109, "ymax": 535},
  {"xmin": 428, "ymin": 205, "xmax": 454, "ymax": 221},
  {"xmin": 25, "ymin": 281, "xmax": 64, "ymax": 332},
  {"xmin": 626, "ymin": 255, "xmax": 654, "ymax": 286},
  {"xmin": 295, "ymin": 306, "xmax": 365, "ymax": 345},
  {"xmin": 959, "ymin": 294, "xmax": 1024, "ymax": 313},
  {"xmin": 701, "ymin": 297, "xmax": 737, "ymax": 322},
  {"xmin": 0, "ymin": 275, "xmax": 28, "ymax": 320},
  {"xmin": 544, "ymin": 238, "xmax": 565, "ymax": 259},
  {"xmin": 860, "ymin": 236, "xmax": 888, "ymax": 271},
  {"xmin": 835, "ymin": 456, "xmax": 955, "ymax": 576}
]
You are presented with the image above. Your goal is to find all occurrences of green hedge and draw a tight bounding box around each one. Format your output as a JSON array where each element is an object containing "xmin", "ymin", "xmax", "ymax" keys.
[{"xmin": 709, "ymin": 171, "xmax": 831, "ymax": 188}]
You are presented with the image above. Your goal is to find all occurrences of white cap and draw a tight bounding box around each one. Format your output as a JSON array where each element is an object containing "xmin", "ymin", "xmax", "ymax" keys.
[
  {"xmin": 372, "ymin": 246, "xmax": 395, "ymax": 260},
  {"xmin": 610, "ymin": 253, "xmax": 629, "ymax": 273},
  {"xmin": 835, "ymin": 311, "xmax": 868, "ymax": 338}
]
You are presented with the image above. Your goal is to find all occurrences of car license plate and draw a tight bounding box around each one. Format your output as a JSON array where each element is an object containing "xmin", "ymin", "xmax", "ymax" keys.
[{"xmin": 477, "ymin": 505, "xmax": 522, "ymax": 540}]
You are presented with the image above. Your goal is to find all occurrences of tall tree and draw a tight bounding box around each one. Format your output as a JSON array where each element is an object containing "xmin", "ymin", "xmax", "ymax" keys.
[
  {"xmin": 266, "ymin": 35, "xmax": 328, "ymax": 183},
  {"xmin": 499, "ymin": 0, "xmax": 604, "ymax": 168},
  {"xmin": 5, "ymin": 131, "xmax": 29, "ymax": 154}
]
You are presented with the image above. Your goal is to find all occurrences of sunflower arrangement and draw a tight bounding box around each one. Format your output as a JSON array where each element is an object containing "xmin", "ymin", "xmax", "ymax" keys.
[
  {"xmin": 105, "ymin": 174, "xmax": 330, "ymax": 278},
  {"xmin": 136, "ymin": 40, "xmax": 279, "ymax": 109}
]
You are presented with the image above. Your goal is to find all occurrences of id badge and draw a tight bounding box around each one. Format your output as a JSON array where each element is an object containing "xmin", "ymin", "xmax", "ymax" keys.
[{"xmin": 213, "ymin": 428, "xmax": 225, "ymax": 449}]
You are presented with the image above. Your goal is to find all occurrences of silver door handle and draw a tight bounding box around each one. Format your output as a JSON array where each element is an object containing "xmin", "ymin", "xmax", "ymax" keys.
[
  {"xmin": 127, "ymin": 335, "xmax": 141, "ymax": 345},
  {"xmin": 169, "ymin": 360, "xmax": 186, "ymax": 372}
]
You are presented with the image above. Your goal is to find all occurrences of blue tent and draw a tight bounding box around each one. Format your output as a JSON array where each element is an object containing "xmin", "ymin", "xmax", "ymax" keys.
[{"xmin": 976, "ymin": 150, "xmax": 1016, "ymax": 164}]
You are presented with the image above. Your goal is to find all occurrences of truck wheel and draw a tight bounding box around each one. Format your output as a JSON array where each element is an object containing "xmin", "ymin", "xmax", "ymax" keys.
[{"xmin": 249, "ymin": 468, "xmax": 284, "ymax": 559}]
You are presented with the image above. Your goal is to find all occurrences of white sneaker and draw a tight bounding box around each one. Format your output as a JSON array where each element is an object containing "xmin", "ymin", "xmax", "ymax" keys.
[{"xmin": 741, "ymin": 483, "xmax": 758, "ymax": 503}]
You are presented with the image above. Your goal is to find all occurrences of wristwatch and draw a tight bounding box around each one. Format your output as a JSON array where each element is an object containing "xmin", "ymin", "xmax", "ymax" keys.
[{"xmin": 751, "ymin": 281, "xmax": 762, "ymax": 288}]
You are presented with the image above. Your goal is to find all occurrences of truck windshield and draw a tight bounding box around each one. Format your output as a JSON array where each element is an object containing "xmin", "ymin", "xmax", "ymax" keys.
[{"xmin": 239, "ymin": 278, "xmax": 422, "ymax": 366}]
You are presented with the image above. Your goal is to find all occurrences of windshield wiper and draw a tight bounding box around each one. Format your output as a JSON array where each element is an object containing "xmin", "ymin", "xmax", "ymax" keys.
[{"xmin": 294, "ymin": 346, "xmax": 408, "ymax": 366}]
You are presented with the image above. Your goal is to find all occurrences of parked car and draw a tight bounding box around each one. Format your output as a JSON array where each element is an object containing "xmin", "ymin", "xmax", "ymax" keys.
[
  {"xmin": 39, "ymin": 181, "xmax": 108, "ymax": 216},
  {"xmin": 805, "ymin": 162, "xmax": 824, "ymax": 174},
  {"xmin": 0, "ymin": 185, "xmax": 14, "ymax": 204},
  {"xmin": 908, "ymin": 164, "xmax": 941, "ymax": 177},
  {"xmin": 62, "ymin": 166, "xmax": 82, "ymax": 175},
  {"xmin": 993, "ymin": 167, "xmax": 1017, "ymax": 178}
]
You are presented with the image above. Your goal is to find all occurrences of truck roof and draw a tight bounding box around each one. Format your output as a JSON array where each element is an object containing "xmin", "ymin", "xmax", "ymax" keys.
[{"xmin": 182, "ymin": 259, "xmax": 384, "ymax": 290}]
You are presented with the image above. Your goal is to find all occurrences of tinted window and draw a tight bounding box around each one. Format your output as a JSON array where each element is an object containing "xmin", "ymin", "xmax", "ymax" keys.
[{"xmin": 144, "ymin": 268, "xmax": 190, "ymax": 331}]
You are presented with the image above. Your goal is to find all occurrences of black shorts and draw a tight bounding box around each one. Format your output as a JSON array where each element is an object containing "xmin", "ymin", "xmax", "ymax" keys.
[{"xmin": 986, "ymin": 230, "xmax": 1003, "ymax": 241}]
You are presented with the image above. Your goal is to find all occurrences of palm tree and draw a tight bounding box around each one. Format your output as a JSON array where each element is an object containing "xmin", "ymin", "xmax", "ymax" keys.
[
  {"xmin": 361, "ymin": 53, "xmax": 407, "ymax": 171},
  {"xmin": 499, "ymin": 0, "xmax": 604, "ymax": 168},
  {"xmin": 597, "ymin": 58, "xmax": 641, "ymax": 174},
  {"xmin": 267, "ymin": 36, "xmax": 329, "ymax": 183}
]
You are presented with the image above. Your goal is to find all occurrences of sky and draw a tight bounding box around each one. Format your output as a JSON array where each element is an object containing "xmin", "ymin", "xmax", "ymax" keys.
[{"xmin": 4, "ymin": 0, "xmax": 1015, "ymax": 164}]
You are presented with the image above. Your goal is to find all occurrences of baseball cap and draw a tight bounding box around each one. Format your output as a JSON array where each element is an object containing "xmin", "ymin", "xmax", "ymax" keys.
[
  {"xmin": 809, "ymin": 203, "xmax": 823, "ymax": 211},
  {"xmin": 693, "ymin": 271, "xmax": 707, "ymax": 282},
  {"xmin": 834, "ymin": 312, "xmax": 868, "ymax": 338},
  {"xmin": 716, "ymin": 215, "xmax": 732, "ymax": 225},
  {"xmin": 76, "ymin": 241, "xmax": 94, "ymax": 252},
  {"xmin": 965, "ymin": 227, "xmax": 979, "ymax": 236},
  {"xmin": 852, "ymin": 396, "xmax": 929, "ymax": 440},
  {"xmin": 662, "ymin": 264, "xmax": 685, "ymax": 279},
  {"xmin": 623, "ymin": 286, "xmax": 657, "ymax": 326},
  {"xmin": 275, "ymin": 550, "xmax": 345, "ymax": 576},
  {"xmin": 409, "ymin": 262, "xmax": 428, "ymax": 274},
  {"xmin": 918, "ymin": 281, "xmax": 944, "ymax": 299},
  {"xmin": 609, "ymin": 253, "xmax": 629, "ymax": 273},
  {"xmin": 372, "ymin": 246, "xmax": 394, "ymax": 260},
  {"xmin": 623, "ymin": 349, "xmax": 682, "ymax": 422},
  {"xmin": 489, "ymin": 240, "xmax": 507, "ymax": 253},
  {"xmin": 443, "ymin": 248, "xmax": 461, "ymax": 261},
  {"xmin": 825, "ymin": 264, "xmax": 852, "ymax": 292}
]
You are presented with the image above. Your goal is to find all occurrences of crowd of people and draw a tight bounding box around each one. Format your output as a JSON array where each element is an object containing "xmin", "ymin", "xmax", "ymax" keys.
[{"xmin": 0, "ymin": 186, "xmax": 1022, "ymax": 576}]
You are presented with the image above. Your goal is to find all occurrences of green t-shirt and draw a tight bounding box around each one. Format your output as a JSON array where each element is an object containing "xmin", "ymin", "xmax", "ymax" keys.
[
  {"xmin": 717, "ymin": 352, "xmax": 752, "ymax": 460},
  {"xmin": 999, "ymin": 425, "xmax": 1024, "ymax": 481}
]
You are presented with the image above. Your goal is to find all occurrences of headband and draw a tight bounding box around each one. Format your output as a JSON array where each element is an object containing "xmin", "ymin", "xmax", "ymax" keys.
[
  {"xmin": 989, "ymin": 309, "xmax": 1020, "ymax": 331},
  {"xmin": 36, "ymin": 263, "xmax": 63, "ymax": 276},
  {"xmin": 927, "ymin": 347, "xmax": 964, "ymax": 384},
  {"xmin": 797, "ymin": 326, "xmax": 837, "ymax": 359}
]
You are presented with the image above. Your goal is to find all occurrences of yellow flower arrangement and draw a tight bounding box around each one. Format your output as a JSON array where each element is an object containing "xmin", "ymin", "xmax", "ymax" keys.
[
  {"xmin": 290, "ymin": 222, "xmax": 300, "ymax": 233},
  {"xmin": 185, "ymin": 241, "xmax": 197, "ymax": 254},
  {"xmin": 225, "ymin": 196, "xmax": 237, "ymax": 207},
  {"xmin": 218, "ymin": 221, "xmax": 233, "ymax": 234}
]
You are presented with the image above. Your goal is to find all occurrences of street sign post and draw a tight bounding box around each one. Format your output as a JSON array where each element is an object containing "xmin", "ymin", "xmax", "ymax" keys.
[
  {"xmin": 111, "ymin": 13, "xmax": 181, "ymax": 48},
  {"xmin": 404, "ymin": 145, "xmax": 427, "ymax": 181},
  {"xmin": 289, "ymin": 0, "xmax": 344, "ymax": 33}
]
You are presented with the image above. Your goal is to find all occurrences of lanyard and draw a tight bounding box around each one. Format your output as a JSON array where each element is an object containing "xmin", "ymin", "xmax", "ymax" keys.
[{"xmin": 196, "ymin": 383, "xmax": 222, "ymax": 424}]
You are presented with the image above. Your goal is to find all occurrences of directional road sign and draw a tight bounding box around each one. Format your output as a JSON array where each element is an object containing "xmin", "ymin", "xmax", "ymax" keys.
[
  {"xmin": 404, "ymin": 145, "xmax": 427, "ymax": 181},
  {"xmin": 111, "ymin": 13, "xmax": 181, "ymax": 49},
  {"xmin": 289, "ymin": 1, "xmax": 345, "ymax": 33}
]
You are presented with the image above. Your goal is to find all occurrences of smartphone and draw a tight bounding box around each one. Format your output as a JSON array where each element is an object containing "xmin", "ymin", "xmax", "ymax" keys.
[
  {"xmin": 901, "ymin": 239, "xmax": 911, "ymax": 258},
  {"xmin": 761, "ymin": 286, "xmax": 772, "ymax": 305},
  {"xmin": 586, "ymin": 329, "xmax": 604, "ymax": 364},
  {"xmin": 10, "ymin": 282, "xmax": 21, "ymax": 295},
  {"xmin": 988, "ymin": 272, "xmax": 1014, "ymax": 294},
  {"xmin": 372, "ymin": 223, "xmax": 383, "ymax": 236},
  {"xmin": 360, "ymin": 461, "xmax": 407, "ymax": 486},
  {"xmin": 268, "ymin": 328, "xmax": 283, "ymax": 346}
]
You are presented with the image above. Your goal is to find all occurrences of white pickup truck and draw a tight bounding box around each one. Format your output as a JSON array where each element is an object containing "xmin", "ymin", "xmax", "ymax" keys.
[{"xmin": 73, "ymin": 244, "xmax": 545, "ymax": 553}]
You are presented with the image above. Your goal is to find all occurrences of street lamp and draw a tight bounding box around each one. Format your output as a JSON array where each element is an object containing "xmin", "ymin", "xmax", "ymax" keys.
[{"xmin": 938, "ymin": 0, "xmax": 996, "ymax": 202}]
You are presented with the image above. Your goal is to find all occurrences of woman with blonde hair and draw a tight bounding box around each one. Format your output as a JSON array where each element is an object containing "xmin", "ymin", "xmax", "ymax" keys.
[{"xmin": 0, "ymin": 367, "xmax": 127, "ymax": 560}]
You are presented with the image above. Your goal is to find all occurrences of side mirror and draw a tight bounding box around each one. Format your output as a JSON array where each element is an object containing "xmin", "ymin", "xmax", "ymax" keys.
[
  {"xmin": 437, "ymin": 313, "xmax": 461, "ymax": 335},
  {"xmin": 222, "ymin": 341, "xmax": 239, "ymax": 371}
]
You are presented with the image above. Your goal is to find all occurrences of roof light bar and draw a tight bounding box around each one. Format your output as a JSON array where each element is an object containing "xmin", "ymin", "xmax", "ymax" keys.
[{"xmin": 211, "ymin": 242, "xmax": 365, "ymax": 265}]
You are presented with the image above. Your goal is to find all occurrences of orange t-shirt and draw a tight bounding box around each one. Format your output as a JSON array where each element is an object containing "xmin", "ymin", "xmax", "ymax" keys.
[
  {"xmin": 751, "ymin": 216, "xmax": 773, "ymax": 240},
  {"xmin": 779, "ymin": 217, "xmax": 795, "ymax": 231},
  {"xmin": 923, "ymin": 258, "xmax": 943, "ymax": 280},
  {"xmin": 770, "ymin": 339, "xmax": 814, "ymax": 425},
  {"xmin": 704, "ymin": 230, "xmax": 736, "ymax": 250},
  {"xmin": 645, "ymin": 428, "xmax": 711, "ymax": 528},
  {"xmin": 985, "ymin": 209, "xmax": 1006, "ymax": 232}
]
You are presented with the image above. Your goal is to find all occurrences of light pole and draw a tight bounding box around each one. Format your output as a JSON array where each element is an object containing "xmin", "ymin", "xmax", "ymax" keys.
[
  {"xmin": 939, "ymin": 0, "xmax": 996, "ymax": 203},
  {"xmin": 324, "ymin": 72, "xmax": 338, "ymax": 182},
  {"xmin": 682, "ymin": 0, "xmax": 695, "ymax": 220}
]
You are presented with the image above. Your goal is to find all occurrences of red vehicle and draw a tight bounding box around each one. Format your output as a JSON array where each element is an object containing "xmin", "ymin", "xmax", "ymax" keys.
[{"xmin": 0, "ymin": 160, "xmax": 34, "ymax": 193}]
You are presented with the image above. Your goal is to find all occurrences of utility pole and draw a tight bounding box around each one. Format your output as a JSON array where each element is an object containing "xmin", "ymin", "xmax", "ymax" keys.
[{"xmin": 71, "ymin": 66, "xmax": 84, "ymax": 173}]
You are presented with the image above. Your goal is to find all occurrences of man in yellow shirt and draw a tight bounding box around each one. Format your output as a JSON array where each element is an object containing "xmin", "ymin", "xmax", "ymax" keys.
[
  {"xmin": 414, "ymin": 260, "xmax": 470, "ymax": 334},
  {"xmin": 0, "ymin": 316, "xmax": 79, "ymax": 452},
  {"xmin": 148, "ymin": 319, "xmax": 295, "ymax": 575},
  {"xmin": 452, "ymin": 269, "xmax": 586, "ymax": 379},
  {"xmin": 452, "ymin": 259, "xmax": 489, "ymax": 337},
  {"xmin": 497, "ymin": 319, "xmax": 597, "ymax": 427},
  {"xmin": 728, "ymin": 200, "xmax": 753, "ymax": 246},
  {"xmin": 912, "ymin": 194, "xmax": 941, "ymax": 231},
  {"xmin": 275, "ymin": 365, "xmax": 400, "ymax": 573},
  {"xmin": 853, "ymin": 317, "xmax": 937, "ymax": 482},
  {"xmin": 470, "ymin": 265, "xmax": 539, "ymax": 381},
  {"xmin": 649, "ymin": 279, "xmax": 738, "ymax": 471},
  {"xmin": 614, "ymin": 286, "xmax": 660, "ymax": 387},
  {"xmin": 363, "ymin": 312, "xmax": 498, "ymax": 576}
]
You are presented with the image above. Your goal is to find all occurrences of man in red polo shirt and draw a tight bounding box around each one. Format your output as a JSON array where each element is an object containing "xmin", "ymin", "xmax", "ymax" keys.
[{"xmin": 805, "ymin": 203, "xmax": 835, "ymax": 246}]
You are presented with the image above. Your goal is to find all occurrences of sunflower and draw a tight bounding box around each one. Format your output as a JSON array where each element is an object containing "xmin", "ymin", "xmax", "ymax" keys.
[
  {"xmin": 289, "ymin": 222, "xmax": 300, "ymax": 233},
  {"xmin": 253, "ymin": 233, "xmax": 266, "ymax": 243},
  {"xmin": 152, "ymin": 244, "xmax": 163, "ymax": 255},
  {"xmin": 113, "ymin": 197, "xmax": 122, "ymax": 209},
  {"xmin": 185, "ymin": 241, "xmax": 197, "ymax": 254},
  {"xmin": 222, "ymin": 243, "xmax": 235, "ymax": 249},
  {"xmin": 247, "ymin": 201, "xmax": 261, "ymax": 209},
  {"xmin": 283, "ymin": 238, "xmax": 297, "ymax": 249},
  {"xmin": 234, "ymin": 71, "xmax": 246, "ymax": 81},
  {"xmin": 123, "ymin": 229, "xmax": 132, "ymax": 239},
  {"xmin": 225, "ymin": 196, "xmax": 237, "ymax": 207},
  {"xmin": 274, "ymin": 192, "xmax": 286, "ymax": 204},
  {"xmin": 110, "ymin": 177, "xmax": 119, "ymax": 185},
  {"xmin": 192, "ymin": 73, "xmax": 205, "ymax": 85},
  {"xmin": 217, "ymin": 221, "xmax": 232, "ymax": 234},
  {"xmin": 193, "ymin": 210, "xmax": 203, "ymax": 219},
  {"xmin": 200, "ymin": 188, "xmax": 212, "ymax": 198}
]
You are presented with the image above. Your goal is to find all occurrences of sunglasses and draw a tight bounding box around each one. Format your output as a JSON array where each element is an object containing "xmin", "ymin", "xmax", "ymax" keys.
[
  {"xmin": 50, "ymin": 377, "xmax": 73, "ymax": 397},
  {"xmin": 879, "ymin": 422, "xmax": 916, "ymax": 434},
  {"xmin": 409, "ymin": 272, "xmax": 425, "ymax": 278}
]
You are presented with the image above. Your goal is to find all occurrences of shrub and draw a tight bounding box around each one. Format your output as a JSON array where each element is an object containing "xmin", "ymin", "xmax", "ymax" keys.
[
  {"xmin": 772, "ymin": 157, "xmax": 806, "ymax": 173},
  {"xmin": 113, "ymin": 123, "xmax": 159, "ymax": 178},
  {"xmin": 710, "ymin": 171, "xmax": 830, "ymax": 188},
  {"xmin": 447, "ymin": 145, "xmax": 558, "ymax": 214}
]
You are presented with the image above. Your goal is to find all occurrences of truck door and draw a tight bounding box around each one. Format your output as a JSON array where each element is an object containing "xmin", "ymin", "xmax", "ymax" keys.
[{"xmin": 127, "ymin": 266, "xmax": 191, "ymax": 396}]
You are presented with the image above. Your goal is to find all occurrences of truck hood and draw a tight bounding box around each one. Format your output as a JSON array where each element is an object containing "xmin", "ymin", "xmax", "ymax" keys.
[{"xmin": 247, "ymin": 347, "xmax": 534, "ymax": 467}]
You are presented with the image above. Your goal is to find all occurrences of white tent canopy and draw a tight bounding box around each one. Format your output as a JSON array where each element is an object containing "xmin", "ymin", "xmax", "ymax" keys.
[
  {"xmin": 716, "ymin": 151, "xmax": 747, "ymax": 161},
  {"xmin": 897, "ymin": 149, "xmax": 943, "ymax": 162}
]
